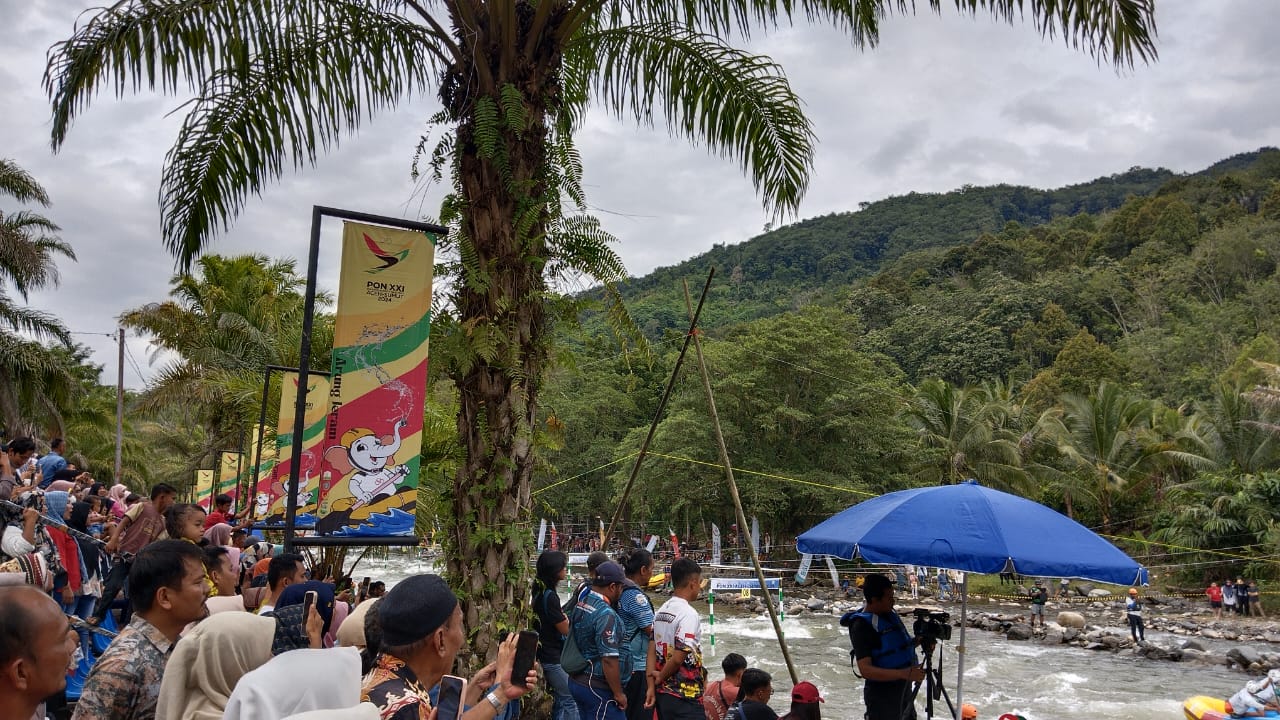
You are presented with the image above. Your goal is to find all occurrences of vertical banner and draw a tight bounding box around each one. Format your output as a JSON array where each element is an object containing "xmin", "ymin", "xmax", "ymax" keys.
[
  {"xmin": 550, "ymin": 522, "xmax": 558, "ymax": 551},
  {"xmin": 825, "ymin": 556, "xmax": 841, "ymax": 588},
  {"xmin": 315, "ymin": 222, "xmax": 435, "ymax": 536},
  {"xmin": 218, "ymin": 452, "xmax": 242, "ymax": 503},
  {"xmin": 266, "ymin": 372, "xmax": 330, "ymax": 525},
  {"xmin": 750, "ymin": 516, "xmax": 760, "ymax": 556},
  {"xmin": 795, "ymin": 553, "xmax": 814, "ymax": 583},
  {"xmin": 670, "ymin": 528, "xmax": 681, "ymax": 560},
  {"xmin": 537, "ymin": 519, "xmax": 548, "ymax": 552},
  {"xmin": 711, "ymin": 524, "xmax": 722, "ymax": 566},
  {"xmin": 597, "ymin": 519, "xmax": 606, "ymax": 548},
  {"xmin": 195, "ymin": 470, "xmax": 215, "ymax": 509},
  {"xmin": 249, "ymin": 426, "xmax": 277, "ymax": 522},
  {"xmin": 646, "ymin": 534, "xmax": 658, "ymax": 553}
]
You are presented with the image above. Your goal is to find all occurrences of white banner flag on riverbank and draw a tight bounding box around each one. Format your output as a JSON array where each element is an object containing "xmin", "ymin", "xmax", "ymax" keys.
[
  {"xmin": 825, "ymin": 556, "xmax": 840, "ymax": 587},
  {"xmin": 711, "ymin": 524, "xmax": 721, "ymax": 565},
  {"xmin": 751, "ymin": 516, "xmax": 760, "ymax": 555},
  {"xmin": 795, "ymin": 553, "xmax": 814, "ymax": 583},
  {"xmin": 537, "ymin": 518, "xmax": 547, "ymax": 552}
]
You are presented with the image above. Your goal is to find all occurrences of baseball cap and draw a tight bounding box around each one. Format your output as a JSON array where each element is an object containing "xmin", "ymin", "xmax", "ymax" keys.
[
  {"xmin": 592, "ymin": 561, "xmax": 626, "ymax": 586},
  {"xmin": 791, "ymin": 681, "xmax": 824, "ymax": 704}
]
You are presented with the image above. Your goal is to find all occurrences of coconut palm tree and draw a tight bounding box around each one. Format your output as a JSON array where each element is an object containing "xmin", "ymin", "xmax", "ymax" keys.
[
  {"xmin": 43, "ymin": 0, "xmax": 1158, "ymax": 653},
  {"xmin": 903, "ymin": 379, "xmax": 1031, "ymax": 492},
  {"xmin": 1052, "ymin": 382, "xmax": 1211, "ymax": 526},
  {"xmin": 0, "ymin": 158, "xmax": 75, "ymax": 342},
  {"xmin": 121, "ymin": 254, "xmax": 332, "ymax": 450}
]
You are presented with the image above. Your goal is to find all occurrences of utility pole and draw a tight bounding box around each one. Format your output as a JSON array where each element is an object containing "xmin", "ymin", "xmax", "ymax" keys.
[{"xmin": 115, "ymin": 328, "xmax": 124, "ymax": 483}]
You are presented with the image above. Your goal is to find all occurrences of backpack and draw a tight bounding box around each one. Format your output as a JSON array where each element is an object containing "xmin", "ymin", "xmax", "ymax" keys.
[{"xmin": 559, "ymin": 604, "xmax": 589, "ymax": 675}]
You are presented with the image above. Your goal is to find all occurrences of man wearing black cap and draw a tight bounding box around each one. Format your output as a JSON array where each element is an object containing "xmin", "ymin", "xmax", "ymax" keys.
[
  {"xmin": 361, "ymin": 574, "xmax": 536, "ymax": 720},
  {"xmin": 568, "ymin": 560, "xmax": 629, "ymax": 720}
]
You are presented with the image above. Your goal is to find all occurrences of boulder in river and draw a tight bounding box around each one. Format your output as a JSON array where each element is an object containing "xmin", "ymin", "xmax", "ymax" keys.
[
  {"xmin": 806, "ymin": 597, "xmax": 826, "ymax": 611},
  {"xmin": 1228, "ymin": 647, "xmax": 1265, "ymax": 667},
  {"xmin": 1057, "ymin": 611, "xmax": 1086, "ymax": 629},
  {"xmin": 1006, "ymin": 624, "xmax": 1033, "ymax": 641},
  {"xmin": 1088, "ymin": 589, "xmax": 1111, "ymax": 598},
  {"xmin": 1075, "ymin": 583, "xmax": 1095, "ymax": 597},
  {"xmin": 1181, "ymin": 639, "xmax": 1207, "ymax": 652}
]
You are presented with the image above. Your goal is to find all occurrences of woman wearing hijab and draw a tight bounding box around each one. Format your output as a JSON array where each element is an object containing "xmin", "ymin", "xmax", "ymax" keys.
[
  {"xmin": 202, "ymin": 522, "xmax": 240, "ymax": 574},
  {"xmin": 42, "ymin": 490, "xmax": 82, "ymax": 610},
  {"xmin": 155, "ymin": 611, "xmax": 276, "ymax": 720},
  {"xmin": 223, "ymin": 647, "xmax": 370, "ymax": 720},
  {"xmin": 107, "ymin": 484, "xmax": 130, "ymax": 520},
  {"xmin": 66, "ymin": 501, "xmax": 102, "ymax": 626}
]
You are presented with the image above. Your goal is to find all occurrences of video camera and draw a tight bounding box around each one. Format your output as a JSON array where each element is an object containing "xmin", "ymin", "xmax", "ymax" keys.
[{"xmin": 912, "ymin": 608, "xmax": 952, "ymax": 642}]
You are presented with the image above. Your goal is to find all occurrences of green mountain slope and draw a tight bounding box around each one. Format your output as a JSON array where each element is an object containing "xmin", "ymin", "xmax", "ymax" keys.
[{"xmin": 608, "ymin": 148, "xmax": 1278, "ymax": 336}]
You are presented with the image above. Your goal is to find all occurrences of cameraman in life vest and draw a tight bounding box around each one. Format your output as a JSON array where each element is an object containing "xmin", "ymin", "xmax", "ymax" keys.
[{"xmin": 843, "ymin": 573, "xmax": 931, "ymax": 720}]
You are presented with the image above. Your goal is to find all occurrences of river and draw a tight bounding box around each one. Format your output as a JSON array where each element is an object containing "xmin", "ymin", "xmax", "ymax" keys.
[{"xmin": 358, "ymin": 552, "xmax": 1244, "ymax": 720}]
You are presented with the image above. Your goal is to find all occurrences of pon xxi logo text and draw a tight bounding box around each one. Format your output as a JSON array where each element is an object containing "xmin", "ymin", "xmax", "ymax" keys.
[{"xmin": 363, "ymin": 233, "xmax": 409, "ymax": 273}]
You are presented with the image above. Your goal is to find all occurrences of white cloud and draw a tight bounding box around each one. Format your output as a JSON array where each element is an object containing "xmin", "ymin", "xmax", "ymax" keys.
[{"xmin": 2, "ymin": 0, "xmax": 1278, "ymax": 389}]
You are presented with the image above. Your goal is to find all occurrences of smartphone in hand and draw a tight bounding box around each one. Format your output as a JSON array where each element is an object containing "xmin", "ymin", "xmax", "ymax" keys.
[
  {"xmin": 301, "ymin": 590, "xmax": 318, "ymax": 623},
  {"xmin": 510, "ymin": 630, "xmax": 540, "ymax": 688},
  {"xmin": 437, "ymin": 674, "xmax": 466, "ymax": 720}
]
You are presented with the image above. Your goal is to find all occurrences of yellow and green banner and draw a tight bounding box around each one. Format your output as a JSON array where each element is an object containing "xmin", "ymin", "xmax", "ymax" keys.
[
  {"xmin": 315, "ymin": 221, "xmax": 434, "ymax": 536},
  {"xmin": 195, "ymin": 469, "xmax": 215, "ymax": 509},
  {"xmin": 217, "ymin": 451, "xmax": 242, "ymax": 503},
  {"xmin": 262, "ymin": 371, "xmax": 329, "ymax": 524}
]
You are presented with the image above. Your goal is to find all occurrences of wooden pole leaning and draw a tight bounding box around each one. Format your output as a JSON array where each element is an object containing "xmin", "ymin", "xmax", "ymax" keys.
[
  {"xmin": 681, "ymin": 279, "xmax": 799, "ymax": 686},
  {"xmin": 601, "ymin": 268, "xmax": 715, "ymax": 549}
]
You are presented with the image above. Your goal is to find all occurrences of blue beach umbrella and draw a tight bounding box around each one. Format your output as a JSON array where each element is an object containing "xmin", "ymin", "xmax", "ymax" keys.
[{"xmin": 797, "ymin": 479, "xmax": 1144, "ymax": 714}]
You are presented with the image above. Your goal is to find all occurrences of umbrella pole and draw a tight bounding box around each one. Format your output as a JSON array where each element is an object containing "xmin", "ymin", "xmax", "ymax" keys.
[
  {"xmin": 683, "ymin": 279, "xmax": 800, "ymax": 686},
  {"xmin": 956, "ymin": 577, "xmax": 967, "ymax": 716}
]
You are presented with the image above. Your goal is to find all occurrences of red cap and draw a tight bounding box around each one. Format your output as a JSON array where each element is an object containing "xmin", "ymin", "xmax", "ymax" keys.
[{"xmin": 792, "ymin": 682, "xmax": 824, "ymax": 703}]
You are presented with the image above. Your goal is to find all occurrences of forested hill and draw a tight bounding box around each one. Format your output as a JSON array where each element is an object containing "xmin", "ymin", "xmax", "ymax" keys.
[
  {"xmin": 610, "ymin": 149, "xmax": 1276, "ymax": 334},
  {"xmin": 540, "ymin": 146, "xmax": 1280, "ymax": 553}
]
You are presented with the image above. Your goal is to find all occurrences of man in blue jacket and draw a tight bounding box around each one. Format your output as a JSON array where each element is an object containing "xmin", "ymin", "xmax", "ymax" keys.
[{"xmin": 845, "ymin": 574, "xmax": 927, "ymax": 720}]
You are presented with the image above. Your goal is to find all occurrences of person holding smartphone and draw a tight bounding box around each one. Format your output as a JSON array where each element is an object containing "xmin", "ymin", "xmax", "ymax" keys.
[{"xmin": 361, "ymin": 574, "xmax": 536, "ymax": 720}]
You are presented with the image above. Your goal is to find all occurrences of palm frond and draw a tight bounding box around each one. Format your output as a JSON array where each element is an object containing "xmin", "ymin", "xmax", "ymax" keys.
[
  {"xmin": 567, "ymin": 22, "xmax": 815, "ymax": 216},
  {"xmin": 601, "ymin": 0, "xmax": 1156, "ymax": 67},
  {"xmin": 0, "ymin": 158, "xmax": 52, "ymax": 206},
  {"xmin": 46, "ymin": 0, "xmax": 444, "ymax": 268}
]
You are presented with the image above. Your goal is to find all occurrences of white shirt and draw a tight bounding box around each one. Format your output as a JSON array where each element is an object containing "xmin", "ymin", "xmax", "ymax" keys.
[{"xmin": 652, "ymin": 595, "xmax": 701, "ymax": 674}]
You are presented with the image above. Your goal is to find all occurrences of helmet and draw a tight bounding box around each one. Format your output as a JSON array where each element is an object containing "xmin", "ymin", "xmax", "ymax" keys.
[
  {"xmin": 961, "ymin": 704, "xmax": 978, "ymax": 719},
  {"xmin": 1128, "ymin": 588, "xmax": 1138, "ymax": 595},
  {"xmin": 1247, "ymin": 680, "xmax": 1267, "ymax": 695}
]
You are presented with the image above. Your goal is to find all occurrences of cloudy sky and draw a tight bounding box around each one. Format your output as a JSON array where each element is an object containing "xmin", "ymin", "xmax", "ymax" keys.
[{"xmin": 3, "ymin": 1, "xmax": 1279, "ymax": 388}]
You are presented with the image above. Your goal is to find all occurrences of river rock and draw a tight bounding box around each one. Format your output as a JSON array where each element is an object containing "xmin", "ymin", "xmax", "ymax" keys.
[
  {"xmin": 787, "ymin": 603, "xmax": 806, "ymax": 616},
  {"xmin": 1043, "ymin": 628, "xmax": 1065, "ymax": 644},
  {"xmin": 1006, "ymin": 624, "xmax": 1033, "ymax": 641},
  {"xmin": 1084, "ymin": 642, "xmax": 1108, "ymax": 651},
  {"xmin": 1063, "ymin": 627, "xmax": 1081, "ymax": 642},
  {"xmin": 1182, "ymin": 639, "xmax": 1207, "ymax": 652},
  {"xmin": 1088, "ymin": 589, "xmax": 1111, "ymax": 598},
  {"xmin": 1076, "ymin": 583, "xmax": 1095, "ymax": 596},
  {"xmin": 1203, "ymin": 629, "xmax": 1225, "ymax": 640},
  {"xmin": 1057, "ymin": 611, "xmax": 1086, "ymax": 629},
  {"xmin": 806, "ymin": 597, "xmax": 826, "ymax": 611},
  {"xmin": 1228, "ymin": 647, "xmax": 1265, "ymax": 667}
]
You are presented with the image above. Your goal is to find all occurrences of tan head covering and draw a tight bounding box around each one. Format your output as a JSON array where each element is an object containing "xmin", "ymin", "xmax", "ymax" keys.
[
  {"xmin": 335, "ymin": 598, "xmax": 374, "ymax": 648},
  {"xmin": 155, "ymin": 612, "xmax": 276, "ymax": 720}
]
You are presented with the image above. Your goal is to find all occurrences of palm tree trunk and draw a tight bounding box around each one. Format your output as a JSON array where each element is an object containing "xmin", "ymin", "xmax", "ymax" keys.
[{"xmin": 443, "ymin": 14, "xmax": 558, "ymax": 660}]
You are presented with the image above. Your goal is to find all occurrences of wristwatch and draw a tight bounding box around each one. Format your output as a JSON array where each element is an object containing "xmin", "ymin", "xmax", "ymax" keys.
[{"xmin": 485, "ymin": 691, "xmax": 504, "ymax": 711}]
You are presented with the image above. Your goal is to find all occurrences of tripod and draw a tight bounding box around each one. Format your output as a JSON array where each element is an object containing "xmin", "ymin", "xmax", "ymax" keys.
[{"xmin": 909, "ymin": 640, "xmax": 956, "ymax": 720}]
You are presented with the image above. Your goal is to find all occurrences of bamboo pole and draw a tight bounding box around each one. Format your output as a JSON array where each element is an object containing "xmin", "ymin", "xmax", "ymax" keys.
[
  {"xmin": 602, "ymin": 269, "xmax": 715, "ymax": 548},
  {"xmin": 682, "ymin": 279, "xmax": 799, "ymax": 685}
]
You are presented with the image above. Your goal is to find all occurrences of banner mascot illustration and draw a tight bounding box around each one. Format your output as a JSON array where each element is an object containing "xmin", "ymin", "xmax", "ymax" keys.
[{"xmin": 314, "ymin": 417, "xmax": 410, "ymax": 533}]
